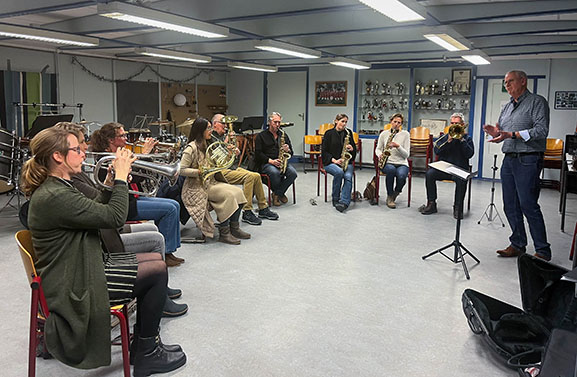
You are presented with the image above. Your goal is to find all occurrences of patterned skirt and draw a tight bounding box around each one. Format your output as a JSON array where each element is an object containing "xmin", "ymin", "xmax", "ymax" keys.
[{"xmin": 103, "ymin": 252, "xmax": 138, "ymax": 306}]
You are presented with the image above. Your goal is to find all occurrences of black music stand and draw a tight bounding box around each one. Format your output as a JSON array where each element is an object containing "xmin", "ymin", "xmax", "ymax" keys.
[
  {"xmin": 26, "ymin": 114, "xmax": 74, "ymax": 139},
  {"xmin": 422, "ymin": 161, "xmax": 480, "ymax": 280}
]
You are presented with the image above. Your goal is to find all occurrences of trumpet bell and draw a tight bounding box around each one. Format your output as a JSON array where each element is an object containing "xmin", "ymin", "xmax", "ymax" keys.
[{"xmin": 222, "ymin": 115, "xmax": 238, "ymax": 124}]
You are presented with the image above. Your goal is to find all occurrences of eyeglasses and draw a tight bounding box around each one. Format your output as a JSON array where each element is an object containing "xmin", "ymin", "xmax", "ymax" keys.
[
  {"xmin": 450, "ymin": 122, "xmax": 463, "ymax": 125},
  {"xmin": 68, "ymin": 146, "xmax": 83, "ymax": 154}
]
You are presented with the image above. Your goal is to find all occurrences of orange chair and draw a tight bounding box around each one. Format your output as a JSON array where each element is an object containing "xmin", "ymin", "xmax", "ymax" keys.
[
  {"xmin": 352, "ymin": 131, "xmax": 362, "ymax": 170},
  {"xmin": 318, "ymin": 123, "xmax": 334, "ymax": 136},
  {"xmin": 409, "ymin": 126, "xmax": 433, "ymax": 171},
  {"xmin": 372, "ymin": 135, "xmax": 412, "ymax": 207},
  {"xmin": 541, "ymin": 138, "xmax": 564, "ymax": 190},
  {"xmin": 16, "ymin": 230, "xmax": 131, "ymax": 377},
  {"xmin": 303, "ymin": 135, "xmax": 323, "ymax": 173}
]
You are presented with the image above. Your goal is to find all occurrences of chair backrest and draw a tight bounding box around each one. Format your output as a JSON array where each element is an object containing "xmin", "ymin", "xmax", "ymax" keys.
[
  {"xmin": 443, "ymin": 125, "xmax": 450, "ymax": 135},
  {"xmin": 16, "ymin": 230, "xmax": 38, "ymax": 284},
  {"xmin": 410, "ymin": 126, "xmax": 430, "ymax": 140},
  {"xmin": 318, "ymin": 123, "xmax": 334, "ymax": 136},
  {"xmin": 545, "ymin": 138, "xmax": 563, "ymax": 157},
  {"xmin": 352, "ymin": 132, "xmax": 359, "ymax": 144},
  {"xmin": 304, "ymin": 135, "xmax": 322, "ymax": 145}
]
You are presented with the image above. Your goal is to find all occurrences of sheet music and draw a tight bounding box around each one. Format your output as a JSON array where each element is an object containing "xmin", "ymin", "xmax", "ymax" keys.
[
  {"xmin": 446, "ymin": 166, "xmax": 471, "ymax": 180},
  {"xmin": 429, "ymin": 161, "xmax": 472, "ymax": 180}
]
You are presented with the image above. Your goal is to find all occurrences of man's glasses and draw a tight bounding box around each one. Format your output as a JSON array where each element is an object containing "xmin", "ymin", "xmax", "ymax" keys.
[{"xmin": 68, "ymin": 146, "xmax": 83, "ymax": 154}]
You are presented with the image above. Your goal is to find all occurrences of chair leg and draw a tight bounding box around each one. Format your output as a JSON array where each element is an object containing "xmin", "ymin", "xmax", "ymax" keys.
[
  {"xmin": 408, "ymin": 174, "xmax": 412, "ymax": 208},
  {"xmin": 375, "ymin": 169, "xmax": 380, "ymax": 205},
  {"xmin": 467, "ymin": 179, "xmax": 472, "ymax": 211},
  {"xmin": 29, "ymin": 288, "xmax": 39, "ymax": 377},
  {"xmin": 292, "ymin": 182, "xmax": 296, "ymax": 204},
  {"xmin": 324, "ymin": 173, "xmax": 327, "ymax": 202},
  {"xmin": 111, "ymin": 308, "xmax": 131, "ymax": 377}
]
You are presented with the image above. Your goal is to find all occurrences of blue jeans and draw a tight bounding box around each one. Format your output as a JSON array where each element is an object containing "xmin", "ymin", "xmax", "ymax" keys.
[
  {"xmin": 324, "ymin": 163, "xmax": 354, "ymax": 206},
  {"xmin": 501, "ymin": 153, "xmax": 551, "ymax": 258},
  {"xmin": 131, "ymin": 197, "xmax": 181, "ymax": 254},
  {"xmin": 381, "ymin": 163, "xmax": 409, "ymax": 196},
  {"xmin": 261, "ymin": 163, "xmax": 298, "ymax": 196}
]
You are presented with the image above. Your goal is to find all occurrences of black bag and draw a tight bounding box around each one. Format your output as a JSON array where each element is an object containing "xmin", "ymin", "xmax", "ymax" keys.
[{"xmin": 462, "ymin": 254, "xmax": 575, "ymax": 370}]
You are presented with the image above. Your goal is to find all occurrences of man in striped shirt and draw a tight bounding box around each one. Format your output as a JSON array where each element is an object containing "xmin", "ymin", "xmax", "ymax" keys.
[{"xmin": 483, "ymin": 70, "xmax": 551, "ymax": 261}]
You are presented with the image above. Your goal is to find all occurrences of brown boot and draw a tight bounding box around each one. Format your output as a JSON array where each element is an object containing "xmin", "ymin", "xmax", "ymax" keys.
[
  {"xmin": 230, "ymin": 221, "xmax": 251, "ymax": 239},
  {"xmin": 165, "ymin": 254, "xmax": 183, "ymax": 267},
  {"xmin": 272, "ymin": 194, "xmax": 282, "ymax": 206},
  {"xmin": 386, "ymin": 195, "xmax": 396, "ymax": 209},
  {"xmin": 419, "ymin": 201, "xmax": 437, "ymax": 215},
  {"xmin": 218, "ymin": 225, "xmax": 240, "ymax": 245}
]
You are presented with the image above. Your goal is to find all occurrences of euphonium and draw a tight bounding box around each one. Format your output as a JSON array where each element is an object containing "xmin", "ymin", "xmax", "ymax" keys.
[
  {"xmin": 434, "ymin": 123, "xmax": 465, "ymax": 149},
  {"xmin": 341, "ymin": 131, "xmax": 352, "ymax": 171},
  {"xmin": 378, "ymin": 128, "xmax": 399, "ymax": 170},
  {"xmin": 278, "ymin": 130, "xmax": 291, "ymax": 174},
  {"xmin": 90, "ymin": 155, "xmax": 180, "ymax": 197}
]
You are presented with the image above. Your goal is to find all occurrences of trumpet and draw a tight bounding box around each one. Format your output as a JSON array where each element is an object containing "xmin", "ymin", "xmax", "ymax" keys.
[
  {"xmin": 434, "ymin": 123, "xmax": 466, "ymax": 149},
  {"xmin": 85, "ymin": 155, "xmax": 180, "ymax": 197}
]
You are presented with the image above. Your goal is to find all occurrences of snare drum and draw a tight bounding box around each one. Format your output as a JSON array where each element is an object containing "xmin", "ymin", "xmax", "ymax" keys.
[{"xmin": 0, "ymin": 128, "xmax": 18, "ymax": 182}]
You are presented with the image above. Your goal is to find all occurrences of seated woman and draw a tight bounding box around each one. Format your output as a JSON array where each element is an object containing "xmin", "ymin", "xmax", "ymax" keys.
[
  {"xmin": 375, "ymin": 113, "xmax": 410, "ymax": 209},
  {"xmin": 180, "ymin": 117, "xmax": 250, "ymax": 245},
  {"xmin": 21, "ymin": 127, "xmax": 186, "ymax": 376},
  {"xmin": 321, "ymin": 113, "xmax": 356, "ymax": 212},
  {"xmin": 90, "ymin": 123, "xmax": 184, "ymax": 267}
]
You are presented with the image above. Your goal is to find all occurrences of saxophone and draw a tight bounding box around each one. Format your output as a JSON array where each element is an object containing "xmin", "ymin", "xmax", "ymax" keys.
[
  {"xmin": 278, "ymin": 130, "xmax": 291, "ymax": 174},
  {"xmin": 341, "ymin": 131, "xmax": 352, "ymax": 171},
  {"xmin": 378, "ymin": 128, "xmax": 399, "ymax": 170}
]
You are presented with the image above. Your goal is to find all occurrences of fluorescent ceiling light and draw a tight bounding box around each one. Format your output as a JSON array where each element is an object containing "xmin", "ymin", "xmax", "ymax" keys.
[
  {"xmin": 0, "ymin": 23, "xmax": 98, "ymax": 46},
  {"xmin": 135, "ymin": 47, "xmax": 211, "ymax": 63},
  {"xmin": 97, "ymin": 2, "xmax": 229, "ymax": 38},
  {"xmin": 461, "ymin": 55, "xmax": 490, "ymax": 65},
  {"xmin": 460, "ymin": 49, "xmax": 491, "ymax": 65},
  {"xmin": 253, "ymin": 40, "xmax": 321, "ymax": 59},
  {"xmin": 330, "ymin": 58, "xmax": 371, "ymax": 70},
  {"xmin": 359, "ymin": 0, "xmax": 425, "ymax": 22},
  {"xmin": 424, "ymin": 34, "xmax": 469, "ymax": 51},
  {"xmin": 227, "ymin": 61, "xmax": 277, "ymax": 73}
]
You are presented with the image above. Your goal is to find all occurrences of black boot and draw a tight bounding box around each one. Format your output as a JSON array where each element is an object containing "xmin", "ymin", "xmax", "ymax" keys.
[
  {"xmin": 130, "ymin": 325, "xmax": 183, "ymax": 365},
  {"xmin": 419, "ymin": 201, "xmax": 437, "ymax": 215},
  {"xmin": 133, "ymin": 334, "xmax": 186, "ymax": 376}
]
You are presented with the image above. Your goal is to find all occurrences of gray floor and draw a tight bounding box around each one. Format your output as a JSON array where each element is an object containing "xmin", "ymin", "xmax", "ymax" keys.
[{"xmin": 1, "ymin": 164, "xmax": 575, "ymax": 377}]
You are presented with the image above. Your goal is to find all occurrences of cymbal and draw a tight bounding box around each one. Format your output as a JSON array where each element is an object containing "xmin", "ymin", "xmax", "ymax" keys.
[
  {"xmin": 176, "ymin": 118, "xmax": 195, "ymax": 128},
  {"xmin": 149, "ymin": 121, "xmax": 173, "ymax": 126}
]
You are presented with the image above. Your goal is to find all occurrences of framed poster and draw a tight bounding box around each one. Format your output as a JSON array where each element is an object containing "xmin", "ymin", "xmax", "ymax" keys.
[
  {"xmin": 315, "ymin": 81, "xmax": 347, "ymax": 106},
  {"xmin": 554, "ymin": 91, "xmax": 577, "ymax": 110},
  {"xmin": 419, "ymin": 118, "xmax": 447, "ymax": 137},
  {"xmin": 452, "ymin": 68, "xmax": 471, "ymax": 94}
]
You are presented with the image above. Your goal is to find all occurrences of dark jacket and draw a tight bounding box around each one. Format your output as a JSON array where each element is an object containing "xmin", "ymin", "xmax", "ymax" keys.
[
  {"xmin": 434, "ymin": 134, "xmax": 475, "ymax": 169},
  {"xmin": 254, "ymin": 128, "xmax": 294, "ymax": 171},
  {"xmin": 28, "ymin": 177, "xmax": 129, "ymax": 369},
  {"xmin": 321, "ymin": 128, "xmax": 357, "ymax": 167}
]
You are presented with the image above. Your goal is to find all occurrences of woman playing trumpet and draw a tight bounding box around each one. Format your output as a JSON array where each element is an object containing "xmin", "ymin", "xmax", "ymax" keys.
[
  {"xmin": 375, "ymin": 113, "xmax": 410, "ymax": 209},
  {"xmin": 91, "ymin": 122, "xmax": 184, "ymax": 266},
  {"xmin": 321, "ymin": 113, "xmax": 356, "ymax": 212},
  {"xmin": 180, "ymin": 118, "xmax": 250, "ymax": 245}
]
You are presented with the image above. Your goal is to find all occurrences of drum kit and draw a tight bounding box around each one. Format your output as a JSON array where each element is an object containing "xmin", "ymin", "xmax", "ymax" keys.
[{"xmin": 0, "ymin": 128, "xmax": 29, "ymax": 213}]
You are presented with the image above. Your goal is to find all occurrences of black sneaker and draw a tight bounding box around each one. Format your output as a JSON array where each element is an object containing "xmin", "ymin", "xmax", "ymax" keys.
[
  {"xmin": 242, "ymin": 210, "xmax": 262, "ymax": 225},
  {"xmin": 258, "ymin": 207, "xmax": 279, "ymax": 220}
]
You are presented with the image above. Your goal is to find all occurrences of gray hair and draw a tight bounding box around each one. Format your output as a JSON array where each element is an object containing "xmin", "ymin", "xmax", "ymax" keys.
[
  {"xmin": 507, "ymin": 70, "xmax": 527, "ymax": 81},
  {"xmin": 269, "ymin": 112, "xmax": 282, "ymax": 121},
  {"xmin": 450, "ymin": 112, "xmax": 465, "ymax": 123},
  {"xmin": 211, "ymin": 114, "xmax": 224, "ymax": 124}
]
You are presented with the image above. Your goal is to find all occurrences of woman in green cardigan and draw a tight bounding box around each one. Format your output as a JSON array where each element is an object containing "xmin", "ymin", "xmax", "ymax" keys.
[{"xmin": 21, "ymin": 127, "xmax": 186, "ymax": 376}]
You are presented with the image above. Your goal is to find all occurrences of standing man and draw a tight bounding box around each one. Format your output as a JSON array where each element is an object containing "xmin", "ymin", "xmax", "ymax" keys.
[
  {"xmin": 211, "ymin": 114, "xmax": 279, "ymax": 225},
  {"xmin": 484, "ymin": 70, "xmax": 551, "ymax": 261},
  {"xmin": 419, "ymin": 112, "xmax": 474, "ymax": 218},
  {"xmin": 254, "ymin": 112, "xmax": 298, "ymax": 206}
]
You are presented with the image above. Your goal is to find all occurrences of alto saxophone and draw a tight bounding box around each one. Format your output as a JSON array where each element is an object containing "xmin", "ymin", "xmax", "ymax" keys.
[
  {"xmin": 341, "ymin": 131, "xmax": 352, "ymax": 171},
  {"xmin": 378, "ymin": 128, "xmax": 399, "ymax": 170},
  {"xmin": 278, "ymin": 130, "xmax": 291, "ymax": 174}
]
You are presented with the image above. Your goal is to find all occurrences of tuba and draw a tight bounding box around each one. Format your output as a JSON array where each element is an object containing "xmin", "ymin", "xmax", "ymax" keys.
[
  {"xmin": 341, "ymin": 131, "xmax": 352, "ymax": 171},
  {"xmin": 278, "ymin": 130, "xmax": 291, "ymax": 174},
  {"xmin": 90, "ymin": 155, "xmax": 180, "ymax": 197},
  {"xmin": 378, "ymin": 128, "xmax": 399, "ymax": 170}
]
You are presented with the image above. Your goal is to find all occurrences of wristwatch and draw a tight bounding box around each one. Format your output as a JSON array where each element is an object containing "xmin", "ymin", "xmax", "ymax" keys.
[{"xmin": 511, "ymin": 132, "xmax": 517, "ymax": 140}]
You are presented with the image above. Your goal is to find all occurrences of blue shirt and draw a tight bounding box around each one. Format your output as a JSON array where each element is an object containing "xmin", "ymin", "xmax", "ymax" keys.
[{"xmin": 498, "ymin": 89, "xmax": 549, "ymax": 153}]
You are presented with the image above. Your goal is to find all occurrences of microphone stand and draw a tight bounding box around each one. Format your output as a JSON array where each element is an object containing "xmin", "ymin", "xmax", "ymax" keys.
[{"xmin": 478, "ymin": 154, "xmax": 505, "ymax": 226}]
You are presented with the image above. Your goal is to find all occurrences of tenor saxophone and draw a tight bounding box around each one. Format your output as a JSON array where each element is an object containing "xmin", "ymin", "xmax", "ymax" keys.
[
  {"xmin": 341, "ymin": 131, "xmax": 352, "ymax": 171},
  {"xmin": 378, "ymin": 128, "xmax": 399, "ymax": 170},
  {"xmin": 278, "ymin": 130, "xmax": 291, "ymax": 174}
]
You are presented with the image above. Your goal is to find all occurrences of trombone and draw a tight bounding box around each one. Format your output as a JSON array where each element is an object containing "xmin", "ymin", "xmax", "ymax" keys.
[
  {"xmin": 84, "ymin": 153, "xmax": 180, "ymax": 196},
  {"xmin": 434, "ymin": 123, "xmax": 466, "ymax": 149}
]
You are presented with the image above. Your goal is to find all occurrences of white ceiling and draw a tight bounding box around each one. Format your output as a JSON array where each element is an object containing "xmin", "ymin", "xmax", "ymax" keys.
[{"xmin": 1, "ymin": 0, "xmax": 577, "ymax": 69}]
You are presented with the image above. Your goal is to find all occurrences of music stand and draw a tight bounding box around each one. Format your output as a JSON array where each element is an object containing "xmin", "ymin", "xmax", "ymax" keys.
[
  {"xmin": 26, "ymin": 114, "xmax": 74, "ymax": 139},
  {"xmin": 241, "ymin": 116, "xmax": 265, "ymax": 133},
  {"xmin": 422, "ymin": 161, "xmax": 480, "ymax": 280}
]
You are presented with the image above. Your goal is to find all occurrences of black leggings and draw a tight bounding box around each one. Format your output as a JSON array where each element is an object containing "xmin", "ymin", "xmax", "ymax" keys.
[
  {"xmin": 220, "ymin": 206, "xmax": 242, "ymax": 226},
  {"xmin": 132, "ymin": 253, "xmax": 167, "ymax": 337}
]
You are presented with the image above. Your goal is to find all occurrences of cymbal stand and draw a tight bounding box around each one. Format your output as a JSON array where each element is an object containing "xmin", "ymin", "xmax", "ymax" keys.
[
  {"xmin": 478, "ymin": 154, "xmax": 505, "ymax": 226},
  {"xmin": 0, "ymin": 149, "xmax": 24, "ymax": 216}
]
